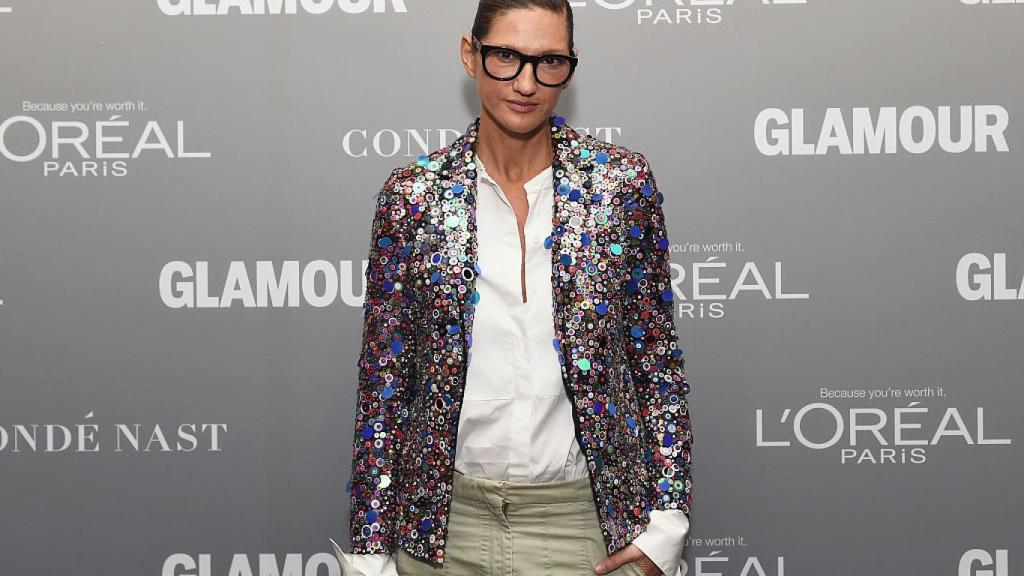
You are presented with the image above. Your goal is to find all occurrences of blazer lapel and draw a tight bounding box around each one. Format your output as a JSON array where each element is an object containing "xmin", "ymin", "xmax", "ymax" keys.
[{"xmin": 430, "ymin": 114, "xmax": 599, "ymax": 399}]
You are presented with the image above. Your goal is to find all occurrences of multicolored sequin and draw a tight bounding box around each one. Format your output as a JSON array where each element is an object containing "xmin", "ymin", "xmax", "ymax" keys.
[{"xmin": 349, "ymin": 114, "xmax": 692, "ymax": 566}]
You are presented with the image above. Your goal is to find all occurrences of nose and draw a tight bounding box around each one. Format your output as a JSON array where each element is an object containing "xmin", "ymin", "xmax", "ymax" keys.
[{"xmin": 513, "ymin": 61, "xmax": 538, "ymax": 94}]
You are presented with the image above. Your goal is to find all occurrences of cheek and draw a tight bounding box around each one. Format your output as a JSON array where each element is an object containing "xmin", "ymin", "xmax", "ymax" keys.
[
  {"xmin": 481, "ymin": 79, "xmax": 506, "ymax": 98},
  {"xmin": 536, "ymin": 93, "xmax": 561, "ymax": 113},
  {"xmin": 541, "ymin": 92, "xmax": 561, "ymax": 106}
]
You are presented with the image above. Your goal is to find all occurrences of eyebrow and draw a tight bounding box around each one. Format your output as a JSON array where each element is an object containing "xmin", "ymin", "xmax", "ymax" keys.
[{"xmin": 488, "ymin": 42, "xmax": 570, "ymax": 56}]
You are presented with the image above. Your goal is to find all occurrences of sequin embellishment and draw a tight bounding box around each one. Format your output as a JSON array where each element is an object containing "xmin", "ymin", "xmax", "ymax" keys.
[{"xmin": 348, "ymin": 114, "xmax": 692, "ymax": 565}]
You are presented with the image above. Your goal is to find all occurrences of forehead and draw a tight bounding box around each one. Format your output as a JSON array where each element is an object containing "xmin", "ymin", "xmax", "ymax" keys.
[{"xmin": 482, "ymin": 7, "xmax": 569, "ymax": 53}]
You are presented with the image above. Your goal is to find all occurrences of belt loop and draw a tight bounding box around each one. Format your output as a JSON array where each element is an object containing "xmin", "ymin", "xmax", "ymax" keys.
[{"xmin": 498, "ymin": 481, "xmax": 510, "ymax": 522}]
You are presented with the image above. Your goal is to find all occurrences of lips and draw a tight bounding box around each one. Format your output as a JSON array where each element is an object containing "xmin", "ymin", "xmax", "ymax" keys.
[{"xmin": 506, "ymin": 99, "xmax": 538, "ymax": 112}]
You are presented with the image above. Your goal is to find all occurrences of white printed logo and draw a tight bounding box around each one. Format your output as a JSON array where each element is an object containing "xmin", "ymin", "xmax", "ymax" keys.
[
  {"xmin": 757, "ymin": 401, "xmax": 1011, "ymax": 464},
  {"xmin": 163, "ymin": 553, "xmax": 339, "ymax": 576},
  {"xmin": 754, "ymin": 106, "xmax": 1010, "ymax": 156},
  {"xmin": 957, "ymin": 253, "xmax": 1023, "ymax": 301},
  {"xmin": 0, "ymin": 411, "xmax": 227, "ymax": 453},
  {"xmin": 668, "ymin": 242, "xmax": 810, "ymax": 320},
  {"xmin": 2, "ymin": 101, "xmax": 212, "ymax": 177},
  {"xmin": 160, "ymin": 260, "xmax": 365, "ymax": 308},
  {"xmin": 959, "ymin": 549, "xmax": 1008, "ymax": 576},
  {"xmin": 569, "ymin": 0, "xmax": 807, "ymax": 25},
  {"xmin": 157, "ymin": 0, "xmax": 408, "ymax": 16},
  {"xmin": 343, "ymin": 125, "xmax": 623, "ymax": 158}
]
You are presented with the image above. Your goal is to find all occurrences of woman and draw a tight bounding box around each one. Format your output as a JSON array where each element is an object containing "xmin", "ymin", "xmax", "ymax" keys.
[{"xmin": 336, "ymin": 1, "xmax": 693, "ymax": 575}]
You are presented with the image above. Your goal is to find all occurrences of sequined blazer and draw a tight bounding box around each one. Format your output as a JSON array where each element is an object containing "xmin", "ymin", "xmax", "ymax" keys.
[{"xmin": 348, "ymin": 114, "xmax": 692, "ymax": 567}]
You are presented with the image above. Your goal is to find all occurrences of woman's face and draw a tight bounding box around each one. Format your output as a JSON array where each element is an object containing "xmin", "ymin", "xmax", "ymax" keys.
[{"xmin": 461, "ymin": 8, "xmax": 575, "ymax": 136}]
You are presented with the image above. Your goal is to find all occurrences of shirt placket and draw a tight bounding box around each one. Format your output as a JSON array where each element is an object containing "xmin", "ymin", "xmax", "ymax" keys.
[{"xmin": 484, "ymin": 170, "xmax": 534, "ymax": 483}]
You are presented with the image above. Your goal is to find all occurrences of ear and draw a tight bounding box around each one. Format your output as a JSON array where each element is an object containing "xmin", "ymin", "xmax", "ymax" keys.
[{"xmin": 460, "ymin": 33, "xmax": 477, "ymax": 78}]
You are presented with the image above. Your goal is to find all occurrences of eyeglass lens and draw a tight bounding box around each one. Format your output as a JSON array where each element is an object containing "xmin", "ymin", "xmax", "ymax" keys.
[{"xmin": 485, "ymin": 49, "xmax": 572, "ymax": 85}]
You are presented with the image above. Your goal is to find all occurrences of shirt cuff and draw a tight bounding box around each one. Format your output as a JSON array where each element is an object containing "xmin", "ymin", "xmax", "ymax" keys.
[
  {"xmin": 330, "ymin": 538, "xmax": 397, "ymax": 576},
  {"xmin": 629, "ymin": 509, "xmax": 690, "ymax": 576}
]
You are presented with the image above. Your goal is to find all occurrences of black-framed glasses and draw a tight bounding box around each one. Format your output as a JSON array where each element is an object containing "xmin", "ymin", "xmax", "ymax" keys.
[{"xmin": 471, "ymin": 34, "xmax": 578, "ymax": 88}]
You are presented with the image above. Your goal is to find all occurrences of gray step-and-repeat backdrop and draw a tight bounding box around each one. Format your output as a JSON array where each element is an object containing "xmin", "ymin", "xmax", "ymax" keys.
[{"xmin": 1, "ymin": 1, "xmax": 1020, "ymax": 575}]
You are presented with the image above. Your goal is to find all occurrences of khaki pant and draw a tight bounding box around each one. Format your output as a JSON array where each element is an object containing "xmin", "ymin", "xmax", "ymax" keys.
[{"xmin": 396, "ymin": 470, "xmax": 646, "ymax": 576}]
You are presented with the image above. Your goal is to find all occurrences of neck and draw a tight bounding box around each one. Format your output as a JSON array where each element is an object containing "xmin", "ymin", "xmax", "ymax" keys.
[{"xmin": 474, "ymin": 110, "xmax": 553, "ymax": 183}]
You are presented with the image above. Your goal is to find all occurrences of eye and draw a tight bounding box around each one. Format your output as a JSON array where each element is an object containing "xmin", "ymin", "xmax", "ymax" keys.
[
  {"xmin": 496, "ymin": 49, "xmax": 518, "ymax": 62},
  {"xmin": 541, "ymin": 56, "xmax": 564, "ymax": 67}
]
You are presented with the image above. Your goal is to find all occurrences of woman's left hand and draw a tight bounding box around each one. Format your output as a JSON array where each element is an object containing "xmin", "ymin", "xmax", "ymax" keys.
[{"xmin": 593, "ymin": 543, "xmax": 661, "ymax": 575}]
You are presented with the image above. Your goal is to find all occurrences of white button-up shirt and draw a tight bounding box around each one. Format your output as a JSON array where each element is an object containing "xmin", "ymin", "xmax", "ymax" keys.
[
  {"xmin": 455, "ymin": 155, "xmax": 587, "ymax": 483},
  {"xmin": 336, "ymin": 155, "xmax": 688, "ymax": 576}
]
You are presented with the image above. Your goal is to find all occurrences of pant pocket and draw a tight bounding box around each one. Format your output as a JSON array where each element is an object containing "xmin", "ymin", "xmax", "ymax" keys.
[
  {"xmin": 526, "ymin": 500, "xmax": 590, "ymax": 576},
  {"xmin": 441, "ymin": 496, "xmax": 488, "ymax": 576},
  {"xmin": 576, "ymin": 501, "xmax": 649, "ymax": 576},
  {"xmin": 395, "ymin": 547, "xmax": 442, "ymax": 576}
]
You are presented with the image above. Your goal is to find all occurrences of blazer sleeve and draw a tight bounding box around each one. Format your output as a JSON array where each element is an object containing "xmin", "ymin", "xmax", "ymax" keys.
[
  {"xmin": 621, "ymin": 152, "xmax": 693, "ymax": 518},
  {"xmin": 348, "ymin": 167, "xmax": 419, "ymax": 555}
]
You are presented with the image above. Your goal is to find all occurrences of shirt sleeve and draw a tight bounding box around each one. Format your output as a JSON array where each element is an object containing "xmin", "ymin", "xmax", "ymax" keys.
[
  {"xmin": 628, "ymin": 509, "xmax": 690, "ymax": 576},
  {"xmin": 331, "ymin": 538, "xmax": 398, "ymax": 576}
]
